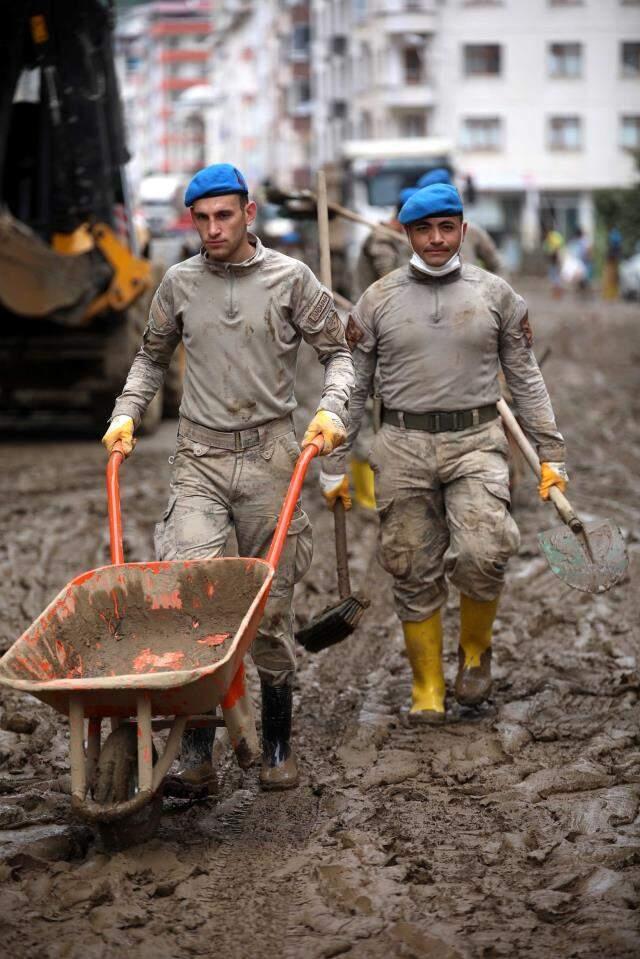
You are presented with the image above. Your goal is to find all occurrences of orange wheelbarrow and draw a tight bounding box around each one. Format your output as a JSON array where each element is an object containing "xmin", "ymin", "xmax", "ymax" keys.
[{"xmin": 0, "ymin": 440, "xmax": 320, "ymax": 845}]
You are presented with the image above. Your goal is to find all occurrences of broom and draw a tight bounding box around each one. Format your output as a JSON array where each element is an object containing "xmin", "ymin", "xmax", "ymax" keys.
[
  {"xmin": 296, "ymin": 170, "xmax": 370, "ymax": 653},
  {"xmin": 296, "ymin": 500, "xmax": 370, "ymax": 653}
]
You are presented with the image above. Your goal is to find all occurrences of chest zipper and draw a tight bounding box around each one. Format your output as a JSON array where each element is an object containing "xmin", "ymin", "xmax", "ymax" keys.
[
  {"xmin": 225, "ymin": 265, "xmax": 236, "ymax": 319},
  {"xmin": 432, "ymin": 284, "xmax": 441, "ymax": 324}
]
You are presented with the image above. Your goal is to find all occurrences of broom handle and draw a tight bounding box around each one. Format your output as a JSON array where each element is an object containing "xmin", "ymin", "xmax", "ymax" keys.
[
  {"xmin": 317, "ymin": 169, "xmax": 353, "ymax": 601},
  {"xmin": 334, "ymin": 501, "xmax": 351, "ymax": 600}
]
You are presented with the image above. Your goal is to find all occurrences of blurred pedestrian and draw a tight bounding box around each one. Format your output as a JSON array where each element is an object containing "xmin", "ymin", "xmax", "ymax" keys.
[
  {"xmin": 543, "ymin": 227, "xmax": 565, "ymax": 297},
  {"xmin": 602, "ymin": 226, "xmax": 622, "ymax": 300}
]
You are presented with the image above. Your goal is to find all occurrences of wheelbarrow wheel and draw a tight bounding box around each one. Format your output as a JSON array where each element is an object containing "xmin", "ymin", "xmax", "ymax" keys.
[{"xmin": 93, "ymin": 725, "xmax": 162, "ymax": 852}]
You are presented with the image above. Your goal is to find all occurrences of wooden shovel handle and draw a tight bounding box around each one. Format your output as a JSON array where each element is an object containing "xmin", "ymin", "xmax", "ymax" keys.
[
  {"xmin": 497, "ymin": 398, "xmax": 583, "ymax": 534},
  {"xmin": 334, "ymin": 501, "xmax": 352, "ymax": 600}
]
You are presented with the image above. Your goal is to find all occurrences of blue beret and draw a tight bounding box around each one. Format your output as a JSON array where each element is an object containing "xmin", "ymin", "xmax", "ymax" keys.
[
  {"xmin": 184, "ymin": 163, "xmax": 248, "ymax": 206},
  {"xmin": 398, "ymin": 183, "xmax": 463, "ymax": 226},
  {"xmin": 399, "ymin": 186, "xmax": 418, "ymax": 206},
  {"xmin": 416, "ymin": 167, "xmax": 452, "ymax": 189}
]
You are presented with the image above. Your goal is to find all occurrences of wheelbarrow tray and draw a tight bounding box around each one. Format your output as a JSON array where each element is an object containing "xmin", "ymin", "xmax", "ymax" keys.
[{"xmin": 0, "ymin": 556, "xmax": 273, "ymax": 719}]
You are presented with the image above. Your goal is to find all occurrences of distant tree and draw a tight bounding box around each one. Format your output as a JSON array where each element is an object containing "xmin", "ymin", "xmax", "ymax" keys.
[{"xmin": 593, "ymin": 151, "xmax": 640, "ymax": 257}]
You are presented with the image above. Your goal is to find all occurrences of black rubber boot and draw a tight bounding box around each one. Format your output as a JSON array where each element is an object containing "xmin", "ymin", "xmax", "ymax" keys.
[
  {"xmin": 259, "ymin": 679, "xmax": 299, "ymax": 791},
  {"xmin": 164, "ymin": 724, "xmax": 217, "ymax": 798}
]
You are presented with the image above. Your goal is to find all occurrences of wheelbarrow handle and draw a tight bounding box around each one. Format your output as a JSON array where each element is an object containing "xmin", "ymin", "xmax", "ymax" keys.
[
  {"xmin": 497, "ymin": 398, "xmax": 584, "ymax": 534},
  {"xmin": 266, "ymin": 439, "xmax": 323, "ymax": 572},
  {"xmin": 107, "ymin": 437, "xmax": 321, "ymax": 570},
  {"xmin": 106, "ymin": 441, "xmax": 126, "ymax": 565}
]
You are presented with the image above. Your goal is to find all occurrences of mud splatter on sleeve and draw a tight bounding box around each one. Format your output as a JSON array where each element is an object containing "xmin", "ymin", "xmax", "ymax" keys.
[
  {"xmin": 291, "ymin": 265, "xmax": 355, "ymax": 426},
  {"xmin": 499, "ymin": 294, "xmax": 566, "ymax": 462},
  {"xmin": 111, "ymin": 271, "xmax": 183, "ymax": 427}
]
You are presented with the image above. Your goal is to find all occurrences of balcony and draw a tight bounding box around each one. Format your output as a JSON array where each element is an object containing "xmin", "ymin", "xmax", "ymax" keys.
[
  {"xmin": 382, "ymin": 82, "xmax": 434, "ymax": 108},
  {"xmin": 159, "ymin": 49, "xmax": 210, "ymax": 63},
  {"xmin": 376, "ymin": 1, "xmax": 437, "ymax": 34}
]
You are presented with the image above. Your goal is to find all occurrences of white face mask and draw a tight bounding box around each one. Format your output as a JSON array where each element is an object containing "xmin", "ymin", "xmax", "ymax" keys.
[{"xmin": 410, "ymin": 225, "xmax": 466, "ymax": 277}]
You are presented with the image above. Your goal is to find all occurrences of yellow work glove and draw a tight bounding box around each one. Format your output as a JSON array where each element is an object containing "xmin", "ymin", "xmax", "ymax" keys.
[
  {"xmin": 538, "ymin": 461, "xmax": 568, "ymax": 501},
  {"xmin": 101, "ymin": 415, "xmax": 136, "ymax": 457},
  {"xmin": 319, "ymin": 470, "xmax": 352, "ymax": 511},
  {"xmin": 302, "ymin": 409, "xmax": 346, "ymax": 456}
]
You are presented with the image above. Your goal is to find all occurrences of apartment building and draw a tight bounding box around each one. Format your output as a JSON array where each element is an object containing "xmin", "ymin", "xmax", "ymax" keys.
[
  {"xmin": 115, "ymin": 1, "xmax": 213, "ymax": 183},
  {"xmin": 436, "ymin": 0, "xmax": 640, "ymax": 249},
  {"xmin": 313, "ymin": 0, "xmax": 640, "ymax": 251},
  {"xmin": 206, "ymin": 1, "xmax": 313, "ymax": 191}
]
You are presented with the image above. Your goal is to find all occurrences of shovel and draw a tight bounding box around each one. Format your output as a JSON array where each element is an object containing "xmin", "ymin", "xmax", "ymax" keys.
[{"xmin": 497, "ymin": 398, "xmax": 628, "ymax": 593}]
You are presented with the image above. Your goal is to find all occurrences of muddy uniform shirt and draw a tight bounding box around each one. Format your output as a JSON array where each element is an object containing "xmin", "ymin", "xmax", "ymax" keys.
[
  {"xmin": 111, "ymin": 235, "xmax": 353, "ymax": 430},
  {"xmin": 333, "ymin": 261, "xmax": 564, "ymax": 472}
]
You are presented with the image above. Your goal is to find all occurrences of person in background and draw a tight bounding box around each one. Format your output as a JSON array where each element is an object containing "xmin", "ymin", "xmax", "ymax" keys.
[
  {"xmin": 602, "ymin": 226, "xmax": 622, "ymax": 300},
  {"xmin": 543, "ymin": 226, "xmax": 565, "ymax": 298}
]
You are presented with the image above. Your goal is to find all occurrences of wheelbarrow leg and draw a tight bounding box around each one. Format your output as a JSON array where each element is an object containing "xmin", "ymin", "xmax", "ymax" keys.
[
  {"xmin": 221, "ymin": 662, "xmax": 260, "ymax": 770},
  {"xmin": 69, "ymin": 698, "xmax": 87, "ymax": 802},
  {"xmin": 136, "ymin": 694, "xmax": 153, "ymax": 794},
  {"xmin": 86, "ymin": 717, "xmax": 101, "ymax": 792}
]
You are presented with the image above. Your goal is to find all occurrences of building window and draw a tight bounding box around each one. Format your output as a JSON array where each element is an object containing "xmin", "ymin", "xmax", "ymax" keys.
[
  {"xmin": 461, "ymin": 116, "xmax": 502, "ymax": 150},
  {"xmin": 548, "ymin": 42, "xmax": 582, "ymax": 77},
  {"xmin": 621, "ymin": 42, "xmax": 640, "ymax": 76},
  {"xmin": 463, "ymin": 44, "xmax": 502, "ymax": 77},
  {"xmin": 292, "ymin": 24, "xmax": 311, "ymax": 55},
  {"xmin": 288, "ymin": 79, "xmax": 311, "ymax": 114},
  {"xmin": 352, "ymin": 0, "xmax": 368, "ymax": 21},
  {"xmin": 620, "ymin": 115, "xmax": 640, "ymax": 149},
  {"xmin": 404, "ymin": 47, "xmax": 424, "ymax": 84},
  {"xmin": 401, "ymin": 113, "xmax": 427, "ymax": 137},
  {"xmin": 548, "ymin": 116, "xmax": 582, "ymax": 150}
]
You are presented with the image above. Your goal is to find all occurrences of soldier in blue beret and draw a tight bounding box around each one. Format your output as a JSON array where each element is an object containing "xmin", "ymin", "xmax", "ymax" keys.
[
  {"xmin": 103, "ymin": 163, "xmax": 355, "ymax": 791},
  {"xmin": 321, "ymin": 182, "xmax": 567, "ymax": 723}
]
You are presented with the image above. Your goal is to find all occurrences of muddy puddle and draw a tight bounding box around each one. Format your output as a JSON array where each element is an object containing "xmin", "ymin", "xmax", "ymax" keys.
[{"xmin": 0, "ymin": 282, "xmax": 638, "ymax": 958}]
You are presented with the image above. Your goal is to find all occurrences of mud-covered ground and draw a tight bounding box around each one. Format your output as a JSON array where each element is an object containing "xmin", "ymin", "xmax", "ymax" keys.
[{"xmin": 0, "ymin": 281, "xmax": 638, "ymax": 958}]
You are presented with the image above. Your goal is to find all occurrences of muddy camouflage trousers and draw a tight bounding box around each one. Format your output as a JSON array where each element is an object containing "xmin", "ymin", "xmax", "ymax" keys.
[
  {"xmin": 368, "ymin": 419, "xmax": 520, "ymax": 620},
  {"xmin": 154, "ymin": 415, "xmax": 312, "ymax": 685}
]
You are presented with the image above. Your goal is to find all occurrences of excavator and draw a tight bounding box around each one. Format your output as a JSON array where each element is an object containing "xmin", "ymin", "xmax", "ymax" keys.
[{"xmin": 0, "ymin": 0, "xmax": 179, "ymax": 430}]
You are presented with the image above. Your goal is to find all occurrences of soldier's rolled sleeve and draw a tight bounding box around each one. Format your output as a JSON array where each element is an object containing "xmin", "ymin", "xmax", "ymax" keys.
[
  {"xmin": 324, "ymin": 304, "xmax": 377, "ymax": 475},
  {"xmin": 499, "ymin": 295, "xmax": 566, "ymax": 462},
  {"xmin": 291, "ymin": 265, "xmax": 354, "ymax": 426},
  {"xmin": 110, "ymin": 273, "xmax": 182, "ymax": 427}
]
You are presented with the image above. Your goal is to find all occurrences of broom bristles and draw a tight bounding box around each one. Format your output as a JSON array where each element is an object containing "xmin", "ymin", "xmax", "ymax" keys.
[{"xmin": 295, "ymin": 595, "xmax": 369, "ymax": 654}]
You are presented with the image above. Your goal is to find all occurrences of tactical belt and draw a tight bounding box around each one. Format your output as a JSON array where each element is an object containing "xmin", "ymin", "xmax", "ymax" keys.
[
  {"xmin": 178, "ymin": 413, "xmax": 292, "ymax": 451},
  {"xmin": 382, "ymin": 403, "xmax": 498, "ymax": 434}
]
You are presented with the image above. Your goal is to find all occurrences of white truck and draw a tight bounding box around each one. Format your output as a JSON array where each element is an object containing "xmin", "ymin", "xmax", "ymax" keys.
[
  {"xmin": 333, "ymin": 136, "xmax": 455, "ymax": 282},
  {"xmin": 138, "ymin": 174, "xmax": 188, "ymax": 237}
]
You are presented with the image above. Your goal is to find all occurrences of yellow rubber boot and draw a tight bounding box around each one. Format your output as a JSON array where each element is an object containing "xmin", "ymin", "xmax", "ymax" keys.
[
  {"xmin": 455, "ymin": 594, "xmax": 499, "ymax": 707},
  {"xmin": 402, "ymin": 613, "xmax": 445, "ymax": 723},
  {"xmin": 350, "ymin": 458, "xmax": 376, "ymax": 510}
]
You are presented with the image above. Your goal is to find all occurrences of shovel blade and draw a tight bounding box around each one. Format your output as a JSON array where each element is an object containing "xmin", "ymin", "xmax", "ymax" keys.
[{"xmin": 538, "ymin": 521, "xmax": 628, "ymax": 594}]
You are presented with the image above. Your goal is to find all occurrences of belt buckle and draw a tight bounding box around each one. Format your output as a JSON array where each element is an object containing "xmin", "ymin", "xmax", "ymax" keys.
[{"xmin": 234, "ymin": 431, "xmax": 242, "ymax": 451}]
